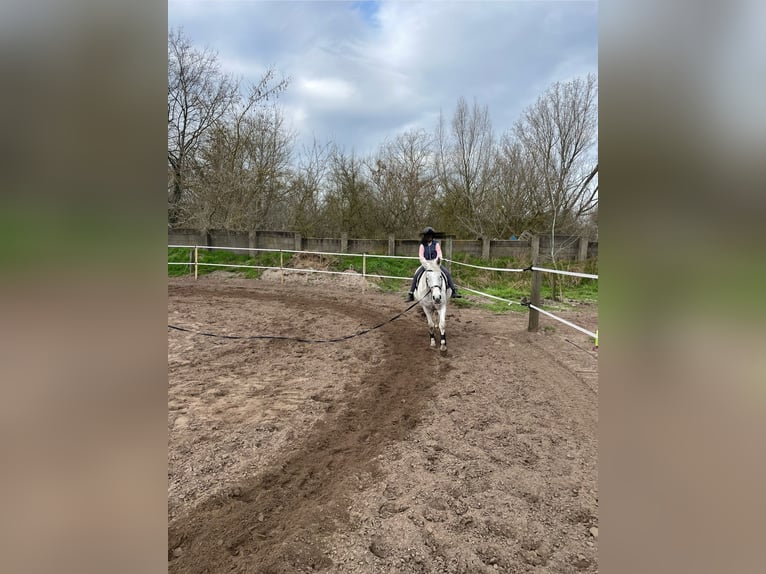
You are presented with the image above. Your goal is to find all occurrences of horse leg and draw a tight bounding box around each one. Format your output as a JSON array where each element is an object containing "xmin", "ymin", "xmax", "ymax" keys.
[
  {"xmin": 425, "ymin": 309, "xmax": 436, "ymax": 348},
  {"xmin": 438, "ymin": 304, "xmax": 447, "ymax": 351}
]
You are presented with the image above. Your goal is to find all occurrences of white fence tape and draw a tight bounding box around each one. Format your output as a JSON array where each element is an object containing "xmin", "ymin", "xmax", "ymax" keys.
[
  {"xmin": 181, "ymin": 261, "xmax": 412, "ymax": 281},
  {"xmin": 355, "ymin": 253, "xmax": 420, "ymax": 261},
  {"xmin": 528, "ymin": 304, "xmax": 597, "ymax": 339},
  {"xmin": 280, "ymin": 268, "xmax": 411, "ymax": 281},
  {"xmin": 169, "ymin": 244, "xmax": 421, "ymax": 261},
  {"xmin": 531, "ymin": 266, "xmax": 598, "ymax": 280},
  {"xmin": 169, "ymin": 246, "xmax": 596, "ymax": 277},
  {"xmin": 174, "ymin": 262, "xmax": 274, "ymax": 271},
  {"xmin": 168, "ymin": 246, "xmax": 598, "ymax": 336},
  {"xmin": 446, "ymin": 259, "xmax": 525, "ymax": 273},
  {"xmin": 458, "ymin": 287, "xmax": 522, "ymax": 306}
]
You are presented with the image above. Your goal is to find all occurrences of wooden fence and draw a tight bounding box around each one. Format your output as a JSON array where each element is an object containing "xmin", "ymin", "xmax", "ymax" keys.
[{"xmin": 168, "ymin": 229, "xmax": 597, "ymax": 262}]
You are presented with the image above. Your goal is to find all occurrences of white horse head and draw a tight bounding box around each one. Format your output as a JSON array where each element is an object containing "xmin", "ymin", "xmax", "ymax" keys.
[
  {"xmin": 417, "ymin": 257, "xmax": 448, "ymax": 351},
  {"xmin": 426, "ymin": 259, "xmax": 445, "ymax": 304}
]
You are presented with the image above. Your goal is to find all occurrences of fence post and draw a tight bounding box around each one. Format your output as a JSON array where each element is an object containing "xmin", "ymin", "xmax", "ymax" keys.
[
  {"xmin": 528, "ymin": 235, "xmax": 541, "ymax": 332},
  {"xmin": 194, "ymin": 246, "xmax": 199, "ymax": 280},
  {"xmin": 362, "ymin": 253, "xmax": 367, "ymax": 293},
  {"xmin": 445, "ymin": 235, "xmax": 453, "ymax": 271},
  {"xmin": 481, "ymin": 237, "xmax": 490, "ymax": 260},
  {"xmin": 388, "ymin": 234, "xmax": 395, "ymax": 256},
  {"xmin": 578, "ymin": 236, "xmax": 589, "ymax": 262},
  {"xmin": 341, "ymin": 232, "xmax": 348, "ymax": 253},
  {"xmin": 294, "ymin": 232, "xmax": 302, "ymax": 252},
  {"xmin": 280, "ymin": 250, "xmax": 284, "ymax": 284},
  {"xmin": 249, "ymin": 230, "xmax": 258, "ymax": 252}
]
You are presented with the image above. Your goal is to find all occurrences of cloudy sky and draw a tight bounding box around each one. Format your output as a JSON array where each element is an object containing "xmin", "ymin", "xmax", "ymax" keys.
[{"xmin": 168, "ymin": 0, "xmax": 598, "ymax": 158}]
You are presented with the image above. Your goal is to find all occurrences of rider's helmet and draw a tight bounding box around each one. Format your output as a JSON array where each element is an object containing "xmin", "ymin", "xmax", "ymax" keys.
[{"xmin": 421, "ymin": 226, "xmax": 436, "ymax": 237}]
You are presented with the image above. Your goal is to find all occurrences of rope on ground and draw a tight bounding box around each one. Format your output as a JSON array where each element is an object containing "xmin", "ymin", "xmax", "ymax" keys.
[
  {"xmin": 168, "ymin": 300, "xmax": 422, "ymax": 343},
  {"xmin": 564, "ymin": 338, "xmax": 599, "ymax": 358}
]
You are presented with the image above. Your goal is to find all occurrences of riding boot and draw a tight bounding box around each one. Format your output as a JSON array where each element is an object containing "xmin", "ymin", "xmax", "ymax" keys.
[
  {"xmin": 406, "ymin": 292, "xmax": 415, "ymax": 302},
  {"xmin": 451, "ymin": 288, "xmax": 462, "ymax": 298}
]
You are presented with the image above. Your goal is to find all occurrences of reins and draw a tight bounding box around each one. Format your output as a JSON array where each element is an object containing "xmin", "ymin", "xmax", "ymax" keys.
[{"xmin": 168, "ymin": 298, "xmax": 423, "ymax": 343}]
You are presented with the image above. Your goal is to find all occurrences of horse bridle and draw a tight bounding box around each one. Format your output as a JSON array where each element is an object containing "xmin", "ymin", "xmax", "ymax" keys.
[{"xmin": 424, "ymin": 268, "xmax": 444, "ymax": 299}]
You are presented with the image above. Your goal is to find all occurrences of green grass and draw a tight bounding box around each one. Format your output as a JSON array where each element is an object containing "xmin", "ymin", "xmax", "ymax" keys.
[
  {"xmin": 168, "ymin": 247, "xmax": 598, "ymax": 313},
  {"xmin": 168, "ymin": 247, "xmax": 285, "ymax": 279},
  {"xmin": 538, "ymin": 256, "xmax": 599, "ymax": 304},
  {"xmin": 543, "ymin": 279, "xmax": 598, "ymax": 302},
  {"xmin": 348, "ymin": 255, "xmax": 415, "ymax": 292}
]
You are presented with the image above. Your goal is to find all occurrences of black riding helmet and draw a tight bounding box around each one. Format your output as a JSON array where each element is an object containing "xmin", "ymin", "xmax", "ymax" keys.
[{"xmin": 420, "ymin": 226, "xmax": 436, "ymax": 245}]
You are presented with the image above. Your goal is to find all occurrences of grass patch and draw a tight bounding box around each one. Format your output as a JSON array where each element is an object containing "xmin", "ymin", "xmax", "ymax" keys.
[
  {"xmin": 168, "ymin": 247, "xmax": 287, "ymax": 279},
  {"xmin": 538, "ymin": 256, "xmax": 599, "ymax": 303}
]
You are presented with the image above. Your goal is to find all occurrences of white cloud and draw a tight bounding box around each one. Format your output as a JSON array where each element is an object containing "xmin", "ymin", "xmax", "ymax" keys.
[
  {"xmin": 169, "ymin": 0, "xmax": 597, "ymax": 157},
  {"xmin": 298, "ymin": 77, "xmax": 356, "ymax": 101},
  {"xmin": 217, "ymin": 56, "xmax": 268, "ymax": 82}
]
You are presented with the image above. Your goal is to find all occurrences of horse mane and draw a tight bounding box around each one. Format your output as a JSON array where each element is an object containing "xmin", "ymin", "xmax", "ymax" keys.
[{"xmin": 423, "ymin": 257, "xmax": 441, "ymax": 271}]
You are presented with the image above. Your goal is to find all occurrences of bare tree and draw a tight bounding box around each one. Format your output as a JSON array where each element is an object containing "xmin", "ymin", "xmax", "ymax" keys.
[
  {"xmin": 435, "ymin": 97, "xmax": 498, "ymax": 238},
  {"xmin": 513, "ymin": 74, "xmax": 598, "ymax": 236},
  {"xmin": 168, "ymin": 27, "xmax": 288, "ymax": 227},
  {"xmin": 322, "ymin": 149, "xmax": 374, "ymax": 237},
  {"xmin": 494, "ymin": 135, "xmax": 553, "ymax": 235},
  {"xmin": 368, "ymin": 129, "xmax": 436, "ymax": 236},
  {"xmin": 168, "ymin": 29, "xmax": 238, "ymax": 225},
  {"xmin": 187, "ymin": 105, "xmax": 294, "ymax": 231},
  {"xmin": 240, "ymin": 107, "xmax": 294, "ymax": 229},
  {"xmin": 513, "ymin": 73, "xmax": 598, "ymax": 297},
  {"xmin": 287, "ymin": 137, "xmax": 333, "ymax": 236}
]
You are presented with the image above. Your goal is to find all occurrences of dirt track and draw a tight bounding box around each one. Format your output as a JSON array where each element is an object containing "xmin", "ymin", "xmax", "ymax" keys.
[{"xmin": 168, "ymin": 274, "xmax": 598, "ymax": 573}]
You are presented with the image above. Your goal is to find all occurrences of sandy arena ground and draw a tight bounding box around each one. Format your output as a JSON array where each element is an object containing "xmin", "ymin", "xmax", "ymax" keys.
[{"xmin": 168, "ymin": 272, "xmax": 598, "ymax": 573}]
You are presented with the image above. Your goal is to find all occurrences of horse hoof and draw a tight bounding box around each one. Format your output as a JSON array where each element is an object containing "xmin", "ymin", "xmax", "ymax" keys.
[{"xmin": 440, "ymin": 345, "xmax": 447, "ymax": 352}]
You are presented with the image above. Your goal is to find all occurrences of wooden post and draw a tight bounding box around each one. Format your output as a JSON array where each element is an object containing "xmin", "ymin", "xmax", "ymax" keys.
[
  {"xmin": 280, "ymin": 250, "xmax": 284, "ymax": 284},
  {"xmin": 578, "ymin": 236, "xmax": 589, "ymax": 262},
  {"xmin": 194, "ymin": 246, "xmax": 199, "ymax": 280},
  {"xmin": 341, "ymin": 232, "xmax": 348, "ymax": 253},
  {"xmin": 445, "ymin": 235, "xmax": 453, "ymax": 271},
  {"xmin": 248, "ymin": 230, "xmax": 258, "ymax": 252},
  {"xmin": 388, "ymin": 234, "xmax": 395, "ymax": 256},
  {"xmin": 362, "ymin": 253, "xmax": 367, "ymax": 293},
  {"xmin": 481, "ymin": 237, "xmax": 490, "ymax": 260},
  {"xmin": 294, "ymin": 232, "xmax": 302, "ymax": 252},
  {"xmin": 528, "ymin": 235, "xmax": 541, "ymax": 332}
]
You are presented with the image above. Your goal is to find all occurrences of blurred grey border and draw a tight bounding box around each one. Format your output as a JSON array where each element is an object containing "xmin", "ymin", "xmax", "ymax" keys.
[
  {"xmin": 0, "ymin": 1, "xmax": 167, "ymax": 573},
  {"xmin": 1, "ymin": 0, "xmax": 765, "ymax": 573},
  {"xmin": 601, "ymin": 0, "xmax": 765, "ymax": 573}
]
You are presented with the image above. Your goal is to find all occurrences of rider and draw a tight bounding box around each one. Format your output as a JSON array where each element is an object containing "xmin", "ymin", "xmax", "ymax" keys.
[{"xmin": 406, "ymin": 226, "xmax": 461, "ymax": 301}]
